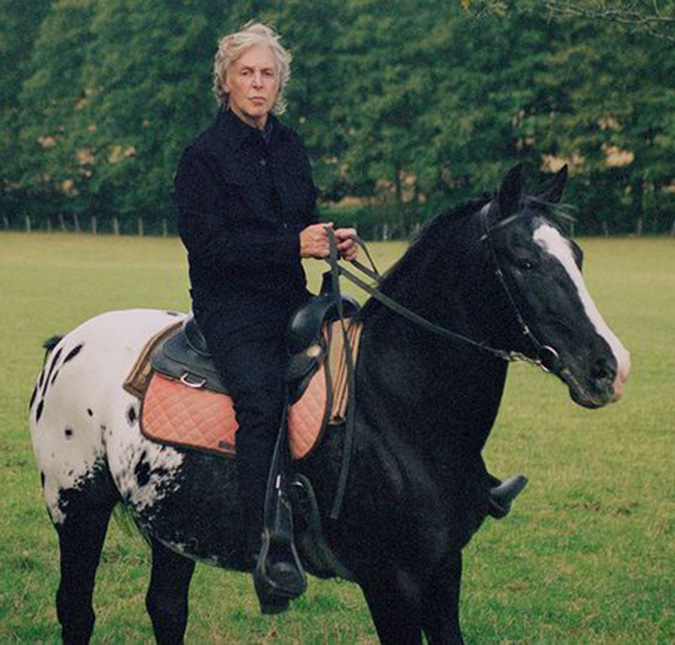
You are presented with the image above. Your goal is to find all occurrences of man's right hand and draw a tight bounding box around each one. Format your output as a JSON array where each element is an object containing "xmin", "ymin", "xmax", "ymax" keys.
[{"xmin": 299, "ymin": 222, "xmax": 333, "ymax": 259}]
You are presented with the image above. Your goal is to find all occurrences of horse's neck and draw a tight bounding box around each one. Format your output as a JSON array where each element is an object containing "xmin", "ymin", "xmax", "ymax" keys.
[{"xmin": 357, "ymin": 279, "xmax": 508, "ymax": 458}]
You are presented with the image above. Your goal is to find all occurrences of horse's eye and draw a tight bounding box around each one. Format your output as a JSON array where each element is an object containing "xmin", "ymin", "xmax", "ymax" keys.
[{"xmin": 515, "ymin": 258, "xmax": 535, "ymax": 271}]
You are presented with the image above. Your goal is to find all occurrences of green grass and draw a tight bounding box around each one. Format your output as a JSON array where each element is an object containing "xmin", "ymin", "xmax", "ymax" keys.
[{"xmin": 1, "ymin": 232, "xmax": 673, "ymax": 643}]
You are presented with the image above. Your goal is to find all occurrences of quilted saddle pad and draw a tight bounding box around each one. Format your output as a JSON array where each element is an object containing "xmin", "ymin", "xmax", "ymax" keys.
[{"xmin": 140, "ymin": 321, "xmax": 361, "ymax": 460}]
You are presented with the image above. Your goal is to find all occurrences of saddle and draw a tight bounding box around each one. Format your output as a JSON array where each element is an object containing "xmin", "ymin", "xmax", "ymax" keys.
[{"xmin": 123, "ymin": 295, "xmax": 362, "ymax": 460}]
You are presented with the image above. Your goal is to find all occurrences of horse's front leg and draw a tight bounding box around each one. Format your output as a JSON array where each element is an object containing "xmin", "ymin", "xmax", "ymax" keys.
[
  {"xmin": 421, "ymin": 549, "xmax": 464, "ymax": 644},
  {"xmin": 146, "ymin": 538, "xmax": 196, "ymax": 645},
  {"xmin": 359, "ymin": 567, "xmax": 424, "ymax": 645}
]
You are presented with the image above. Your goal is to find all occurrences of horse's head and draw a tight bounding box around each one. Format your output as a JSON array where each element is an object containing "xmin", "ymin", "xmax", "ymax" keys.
[{"xmin": 485, "ymin": 165, "xmax": 630, "ymax": 408}]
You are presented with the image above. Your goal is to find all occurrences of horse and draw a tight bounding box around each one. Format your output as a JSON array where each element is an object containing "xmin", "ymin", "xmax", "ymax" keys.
[{"xmin": 29, "ymin": 165, "xmax": 630, "ymax": 644}]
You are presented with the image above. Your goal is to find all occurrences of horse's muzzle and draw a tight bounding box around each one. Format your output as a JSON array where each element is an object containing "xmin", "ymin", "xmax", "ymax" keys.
[{"xmin": 561, "ymin": 351, "xmax": 629, "ymax": 409}]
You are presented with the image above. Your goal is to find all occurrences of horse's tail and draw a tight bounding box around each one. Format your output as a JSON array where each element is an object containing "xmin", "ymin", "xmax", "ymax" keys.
[{"xmin": 42, "ymin": 336, "xmax": 63, "ymax": 365}]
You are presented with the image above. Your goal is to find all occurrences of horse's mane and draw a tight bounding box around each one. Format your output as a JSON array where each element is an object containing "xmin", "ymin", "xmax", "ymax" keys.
[
  {"xmin": 359, "ymin": 192, "xmax": 575, "ymax": 320},
  {"xmin": 360, "ymin": 196, "xmax": 490, "ymax": 319}
]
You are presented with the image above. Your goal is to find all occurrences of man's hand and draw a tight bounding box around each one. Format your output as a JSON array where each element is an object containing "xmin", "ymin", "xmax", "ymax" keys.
[
  {"xmin": 300, "ymin": 222, "xmax": 333, "ymax": 259},
  {"xmin": 335, "ymin": 228, "xmax": 358, "ymax": 262},
  {"xmin": 299, "ymin": 223, "xmax": 359, "ymax": 261}
]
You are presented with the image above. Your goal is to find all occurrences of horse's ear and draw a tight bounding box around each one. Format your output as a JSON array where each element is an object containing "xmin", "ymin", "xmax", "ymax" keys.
[
  {"xmin": 536, "ymin": 164, "xmax": 568, "ymax": 204},
  {"xmin": 497, "ymin": 164, "xmax": 524, "ymax": 218}
]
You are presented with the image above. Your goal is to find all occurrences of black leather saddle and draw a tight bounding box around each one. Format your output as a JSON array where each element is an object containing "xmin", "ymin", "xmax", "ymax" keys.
[
  {"xmin": 150, "ymin": 294, "xmax": 360, "ymax": 401},
  {"xmin": 151, "ymin": 316, "xmax": 228, "ymax": 394}
]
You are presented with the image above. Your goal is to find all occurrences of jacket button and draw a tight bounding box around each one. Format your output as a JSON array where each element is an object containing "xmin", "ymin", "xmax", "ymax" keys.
[{"xmin": 260, "ymin": 158, "xmax": 267, "ymax": 167}]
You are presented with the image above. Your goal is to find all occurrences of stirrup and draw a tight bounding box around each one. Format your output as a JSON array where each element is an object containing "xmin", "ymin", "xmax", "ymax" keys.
[{"xmin": 254, "ymin": 527, "xmax": 307, "ymax": 614}]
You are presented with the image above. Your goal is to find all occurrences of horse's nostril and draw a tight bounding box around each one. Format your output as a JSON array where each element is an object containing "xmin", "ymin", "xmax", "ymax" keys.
[{"xmin": 591, "ymin": 358, "xmax": 616, "ymax": 382}]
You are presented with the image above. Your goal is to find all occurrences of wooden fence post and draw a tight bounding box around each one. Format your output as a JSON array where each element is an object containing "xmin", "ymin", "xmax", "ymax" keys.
[
  {"xmin": 25, "ymin": 214, "xmax": 31, "ymax": 232},
  {"xmin": 3, "ymin": 214, "xmax": 9, "ymax": 229},
  {"xmin": 113, "ymin": 216, "xmax": 119, "ymax": 236},
  {"xmin": 162, "ymin": 219, "xmax": 168, "ymax": 237},
  {"xmin": 91, "ymin": 216, "xmax": 97, "ymax": 235},
  {"xmin": 47, "ymin": 217, "xmax": 52, "ymax": 233},
  {"xmin": 138, "ymin": 216, "xmax": 144, "ymax": 237},
  {"xmin": 73, "ymin": 213, "xmax": 80, "ymax": 232},
  {"xmin": 59, "ymin": 213, "xmax": 66, "ymax": 231}
]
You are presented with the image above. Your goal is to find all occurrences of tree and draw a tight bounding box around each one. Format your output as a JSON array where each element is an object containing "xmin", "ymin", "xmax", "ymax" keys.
[
  {"xmin": 0, "ymin": 0, "xmax": 50, "ymax": 196},
  {"xmin": 77, "ymin": 0, "xmax": 224, "ymax": 228},
  {"xmin": 4, "ymin": 0, "xmax": 87, "ymax": 225},
  {"xmin": 520, "ymin": 10, "xmax": 675, "ymax": 233}
]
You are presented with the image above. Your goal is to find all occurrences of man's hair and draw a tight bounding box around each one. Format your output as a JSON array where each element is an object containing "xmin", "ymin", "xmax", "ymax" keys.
[{"xmin": 213, "ymin": 22, "xmax": 292, "ymax": 115}]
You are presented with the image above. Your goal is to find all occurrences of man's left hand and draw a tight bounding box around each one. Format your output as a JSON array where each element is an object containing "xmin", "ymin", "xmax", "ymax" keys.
[{"xmin": 334, "ymin": 228, "xmax": 359, "ymax": 262}]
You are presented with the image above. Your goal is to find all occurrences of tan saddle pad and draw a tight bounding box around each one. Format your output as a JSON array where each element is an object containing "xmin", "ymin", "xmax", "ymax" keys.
[{"xmin": 127, "ymin": 320, "xmax": 362, "ymax": 460}]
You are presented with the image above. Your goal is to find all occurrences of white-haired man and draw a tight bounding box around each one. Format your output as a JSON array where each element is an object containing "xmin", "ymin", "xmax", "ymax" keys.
[{"xmin": 174, "ymin": 22, "xmax": 356, "ymax": 612}]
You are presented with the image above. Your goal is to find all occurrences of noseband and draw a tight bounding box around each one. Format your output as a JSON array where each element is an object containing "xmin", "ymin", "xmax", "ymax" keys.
[{"xmin": 325, "ymin": 206, "xmax": 563, "ymax": 376}]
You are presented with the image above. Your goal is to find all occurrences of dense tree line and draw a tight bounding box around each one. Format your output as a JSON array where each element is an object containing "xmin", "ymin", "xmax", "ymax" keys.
[{"xmin": 1, "ymin": 0, "xmax": 673, "ymax": 237}]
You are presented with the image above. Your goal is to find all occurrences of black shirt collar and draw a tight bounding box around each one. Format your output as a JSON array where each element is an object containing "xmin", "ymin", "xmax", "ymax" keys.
[{"xmin": 215, "ymin": 108, "xmax": 280, "ymax": 150}]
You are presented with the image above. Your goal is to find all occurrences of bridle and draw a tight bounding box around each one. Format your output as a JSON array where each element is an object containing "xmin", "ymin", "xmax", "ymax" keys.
[
  {"xmin": 325, "ymin": 202, "xmax": 563, "ymax": 376},
  {"xmin": 477, "ymin": 202, "xmax": 562, "ymax": 374}
]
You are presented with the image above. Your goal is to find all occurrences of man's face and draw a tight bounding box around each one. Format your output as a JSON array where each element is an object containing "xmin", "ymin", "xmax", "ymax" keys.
[{"xmin": 224, "ymin": 44, "xmax": 279, "ymax": 129}]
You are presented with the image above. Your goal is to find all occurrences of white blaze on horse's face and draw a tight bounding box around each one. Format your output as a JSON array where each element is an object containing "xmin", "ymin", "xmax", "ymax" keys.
[{"xmin": 533, "ymin": 223, "xmax": 631, "ymax": 401}]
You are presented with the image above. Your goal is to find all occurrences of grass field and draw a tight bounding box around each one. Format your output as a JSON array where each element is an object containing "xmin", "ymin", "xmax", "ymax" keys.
[{"xmin": 1, "ymin": 231, "xmax": 673, "ymax": 644}]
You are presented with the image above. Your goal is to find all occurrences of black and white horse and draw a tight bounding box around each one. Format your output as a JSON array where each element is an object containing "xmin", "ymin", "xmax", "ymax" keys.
[{"xmin": 29, "ymin": 166, "xmax": 629, "ymax": 644}]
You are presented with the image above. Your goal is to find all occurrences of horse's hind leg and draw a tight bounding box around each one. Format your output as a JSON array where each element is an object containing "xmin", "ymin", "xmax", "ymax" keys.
[
  {"xmin": 146, "ymin": 538, "xmax": 196, "ymax": 645},
  {"xmin": 55, "ymin": 499, "xmax": 116, "ymax": 644}
]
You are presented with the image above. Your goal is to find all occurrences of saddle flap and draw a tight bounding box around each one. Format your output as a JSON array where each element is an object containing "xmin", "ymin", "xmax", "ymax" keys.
[
  {"xmin": 286, "ymin": 295, "xmax": 361, "ymax": 403},
  {"xmin": 151, "ymin": 325, "xmax": 228, "ymax": 395},
  {"xmin": 287, "ymin": 294, "xmax": 360, "ymax": 356}
]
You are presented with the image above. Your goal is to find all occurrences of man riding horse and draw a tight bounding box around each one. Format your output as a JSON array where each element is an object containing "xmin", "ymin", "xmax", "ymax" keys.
[{"xmin": 174, "ymin": 21, "xmax": 524, "ymax": 613}]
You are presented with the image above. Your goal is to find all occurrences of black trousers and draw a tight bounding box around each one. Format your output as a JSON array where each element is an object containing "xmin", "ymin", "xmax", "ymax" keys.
[{"xmin": 195, "ymin": 307, "xmax": 289, "ymax": 555}]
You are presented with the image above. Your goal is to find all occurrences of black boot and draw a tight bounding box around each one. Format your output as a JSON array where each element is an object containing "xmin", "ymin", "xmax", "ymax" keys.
[{"xmin": 488, "ymin": 474, "xmax": 528, "ymax": 519}]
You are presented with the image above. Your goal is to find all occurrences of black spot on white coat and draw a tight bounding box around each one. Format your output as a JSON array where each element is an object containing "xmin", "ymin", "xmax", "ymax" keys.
[
  {"xmin": 42, "ymin": 348, "xmax": 63, "ymax": 397},
  {"xmin": 36, "ymin": 400, "xmax": 45, "ymax": 423},
  {"xmin": 127, "ymin": 405, "xmax": 138, "ymax": 425},
  {"xmin": 63, "ymin": 343, "xmax": 84, "ymax": 364},
  {"xmin": 29, "ymin": 386, "xmax": 38, "ymax": 410},
  {"xmin": 134, "ymin": 451, "xmax": 151, "ymax": 487}
]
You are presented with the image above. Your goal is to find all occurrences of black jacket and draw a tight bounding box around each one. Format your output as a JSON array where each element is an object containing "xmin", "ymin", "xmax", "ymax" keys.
[{"xmin": 175, "ymin": 109, "xmax": 318, "ymax": 337}]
